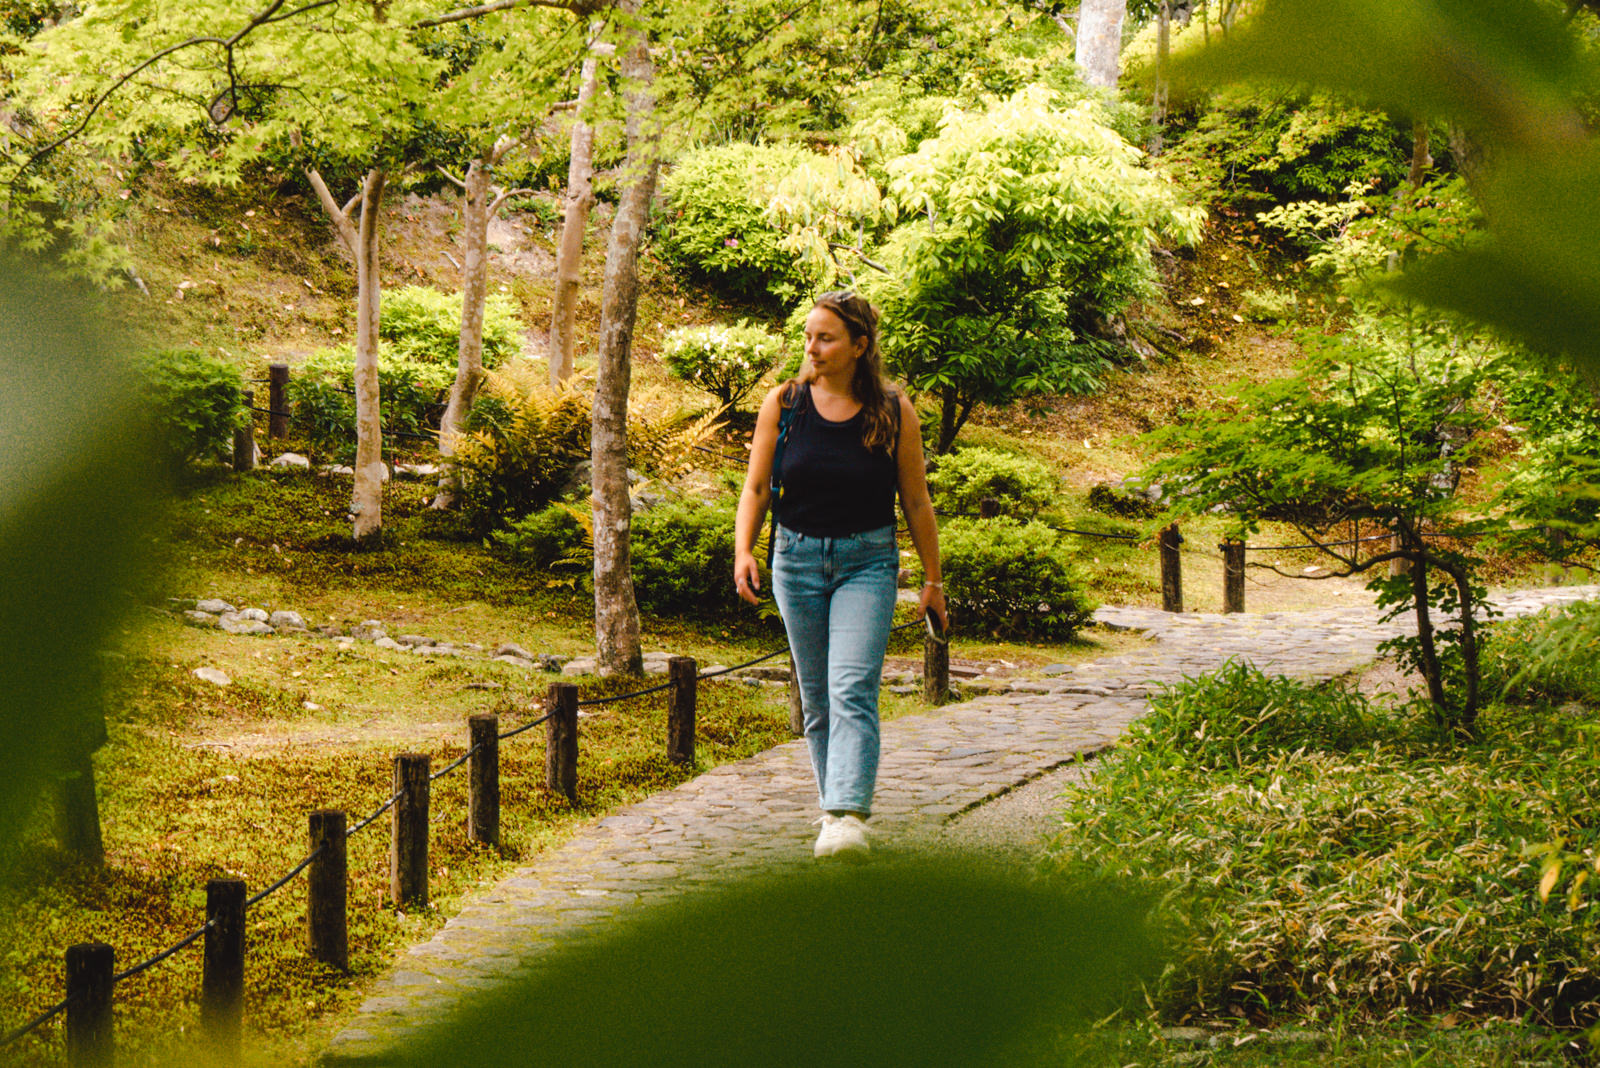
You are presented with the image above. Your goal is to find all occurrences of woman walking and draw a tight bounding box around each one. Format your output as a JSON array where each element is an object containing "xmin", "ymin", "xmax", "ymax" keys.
[{"xmin": 734, "ymin": 291, "xmax": 946, "ymax": 858}]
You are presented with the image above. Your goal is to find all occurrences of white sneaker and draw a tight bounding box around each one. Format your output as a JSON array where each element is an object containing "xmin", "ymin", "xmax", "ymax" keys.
[{"xmin": 814, "ymin": 813, "xmax": 870, "ymax": 859}]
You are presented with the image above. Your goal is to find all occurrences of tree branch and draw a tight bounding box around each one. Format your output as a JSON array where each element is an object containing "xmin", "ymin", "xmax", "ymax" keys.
[
  {"xmin": 437, "ymin": 165, "xmax": 468, "ymax": 190},
  {"xmin": 417, "ymin": 0, "xmax": 601, "ymax": 28},
  {"xmin": 488, "ymin": 186, "xmax": 536, "ymax": 214},
  {"xmin": 827, "ymin": 242, "xmax": 890, "ymax": 274},
  {"xmin": 306, "ymin": 166, "xmax": 359, "ymax": 253}
]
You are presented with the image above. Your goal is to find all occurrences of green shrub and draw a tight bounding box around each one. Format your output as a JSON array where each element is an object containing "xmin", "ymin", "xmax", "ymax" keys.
[
  {"xmin": 1482, "ymin": 600, "xmax": 1600, "ymax": 706},
  {"xmin": 1238, "ymin": 286, "xmax": 1299, "ymax": 322},
  {"xmin": 1048, "ymin": 677, "xmax": 1600, "ymax": 1025},
  {"xmin": 285, "ymin": 348, "xmax": 457, "ymax": 458},
  {"xmin": 631, "ymin": 494, "xmax": 739, "ymax": 616},
  {"xmin": 927, "ymin": 446, "xmax": 1059, "ymax": 515},
  {"xmin": 940, "ymin": 518, "xmax": 1093, "ymax": 641},
  {"xmin": 134, "ymin": 348, "xmax": 243, "ymax": 473},
  {"xmin": 656, "ymin": 142, "xmax": 817, "ymax": 306},
  {"xmin": 661, "ymin": 321, "xmax": 783, "ymax": 408},
  {"xmin": 381, "ymin": 285, "xmax": 522, "ymax": 368},
  {"xmin": 491, "ymin": 502, "xmax": 588, "ymax": 571}
]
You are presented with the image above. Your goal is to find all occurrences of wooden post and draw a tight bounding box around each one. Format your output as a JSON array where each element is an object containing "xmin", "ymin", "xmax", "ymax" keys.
[
  {"xmin": 267, "ymin": 363, "xmax": 290, "ymax": 439},
  {"xmin": 978, "ymin": 496, "xmax": 1001, "ymax": 519},
  {"xmin": 233, "ymin": 390, "xmax": 257, "ymax": 472},
  {"xmin": 545, "ymin": 683, "xmax": 578, "ymax": 804},
  {"xmin": 787, "ymin": 654, "xmax": 805, "ymax": 737},
  {"xmin": 1160, "ymin": 522, "xmax": 1183, "ymax": 613},
  {"xmin": 1221, "ymin": 539, "xmax": 1245, "ymax": 614},
  {"xmin": 391, "ymin": 754, "xmax": 430, "ymax": 909},
  {"xmin": 65, "ymin": 942, "xmax": 114, "ymax": 1068},
  {"xmin": 468, "ymin": 714, "xmax": 500, "ymax": 847},
  {"xmin": 308, "ymin": 810, "xmax": 347, "ymax": 970},
  {"xmin": 666, "ymin": 656, "xmax": 697, "ymax": 765},
  {"xmin": 202, "ymin": 878, "xmax": 246, "ymax": 1058},
  {"xmin": 923, "ymin": 628, "xmax": 949, "ymax": 704},
  {"xmin": 54, "ymin": 751, "xmax": 104, "ymax": 868}
]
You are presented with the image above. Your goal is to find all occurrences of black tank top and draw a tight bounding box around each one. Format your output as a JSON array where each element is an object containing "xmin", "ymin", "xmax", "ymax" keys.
[{"xmin": 774, "ymin": 385, "xmax": 899, "ymax": 537}]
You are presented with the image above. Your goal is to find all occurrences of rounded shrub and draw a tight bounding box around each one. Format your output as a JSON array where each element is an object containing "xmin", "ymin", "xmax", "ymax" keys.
[
  {"xmin": 134, "ymin": 348, "xmax": 244, "ymax": 474},
  {"xmin": 285, "ymin": 348, "xmax": 456, "ymax": 459},
  {"xmin": 661, "ymin": 321, "xmax": 783, "ymax": 408},
  {"xmin": 381, "ymin": 286, "xmax": 522, "ymax": 368},
  {"xmin": 491, "ymin": 502, "xmax": 588, "ymax": 571},
  {"xmin": 927, "ymin": 446, "xmax": 1059, "ymax": 515},
  {"xmin": 631, "ymin": 494, "xmax": 738, "ymax": 616},
  {"xmin": 656, "ymin": 142, "xmax": 817, "ymax": 306},
  {"xmin": 940, "ymin": 518, "xmax": 1094, "ymax": 642}
]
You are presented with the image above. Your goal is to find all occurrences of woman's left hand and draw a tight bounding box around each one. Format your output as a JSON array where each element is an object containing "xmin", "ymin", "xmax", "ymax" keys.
[{"xmin": 919, "ymin": 583, "xmax": 948, "ymax": 633}]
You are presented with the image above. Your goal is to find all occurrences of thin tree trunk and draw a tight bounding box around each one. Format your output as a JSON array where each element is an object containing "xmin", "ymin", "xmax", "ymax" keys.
[
  {"xmin": 1446, "ymin": 561, "xmax": 1481, "ymax": 730},
  {"xmin": 1406, "ymin": 119, "xmax": 1432, "ymax": 191},
  {"xmin": 591, "ymin": 4, "xmax": 659, "ymax": 676},
  {"xmin": 1074, "ymin": 0, "xmax": 1126, "ymax": 89},
  {"xmin": 550, "ymin": 44, "xmax": 601, "ymax": 389},
  {"xmin": 937, "ymin": 387, "xmax": 959, "ymax": 455},
  {"xmin": 434, "ymin": 158, "xmax": 492, "ymax": 510},
  {"xmin": 1150, "ymin": 0, "xmax": 1171, "ymax": 154},
  {"xmin": 352, "ymin": 167, "xmax": 388, "ymax": 546},
  {"xmin": 1408, "ymin": 550, "xmax": 1449, "ymax": 719}
]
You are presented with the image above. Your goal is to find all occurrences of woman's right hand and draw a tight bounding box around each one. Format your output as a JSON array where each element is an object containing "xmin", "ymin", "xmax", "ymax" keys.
[{"xmin": 733, "ymin": 551, "xmax": 763, "ymax": 605}]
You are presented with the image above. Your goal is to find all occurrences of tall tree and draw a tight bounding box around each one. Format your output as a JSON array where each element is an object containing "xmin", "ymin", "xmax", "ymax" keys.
[
  {"xmin": 590, "ymin": 0, "xmax": 659, "ymax": 676},
  {"xmin": 1075, "ymin": 0, "xmax": 1127, "ymax": 87},
  {"xmin": 548, "ymin": 33, "xmax": 606, "ymax": 389}
]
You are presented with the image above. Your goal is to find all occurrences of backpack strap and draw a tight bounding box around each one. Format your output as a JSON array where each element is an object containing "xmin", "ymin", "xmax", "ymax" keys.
[{"xmin": 766, "ymin": 383, "xmax": 807, "ymax": 569}]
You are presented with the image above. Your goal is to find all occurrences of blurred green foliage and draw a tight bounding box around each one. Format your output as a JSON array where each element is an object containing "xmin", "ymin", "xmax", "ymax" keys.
[
  {"xmin": 133, "ymin": 348, "xmax": 244, "ymax": 476},
  {"xmin": 390, "ymin": 857, "xmax": 1158, "ymax": 1068}
]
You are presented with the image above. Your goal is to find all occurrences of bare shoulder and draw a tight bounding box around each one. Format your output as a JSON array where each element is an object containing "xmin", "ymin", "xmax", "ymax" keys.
[{"xmin": 895, "ymin": 390, "xmax": 920, "ymax": 428}]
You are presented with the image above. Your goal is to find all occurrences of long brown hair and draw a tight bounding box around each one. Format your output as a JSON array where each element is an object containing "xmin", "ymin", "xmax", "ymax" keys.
[{"xmin": 783, "ymin": 290, "xmax": 899, "ymax": 453}]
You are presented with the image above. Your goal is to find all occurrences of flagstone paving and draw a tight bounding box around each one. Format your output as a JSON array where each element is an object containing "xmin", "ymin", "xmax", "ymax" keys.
[{"xmin": 321, "ymin": 584, "xmax": 1600, "ymax": 1064}]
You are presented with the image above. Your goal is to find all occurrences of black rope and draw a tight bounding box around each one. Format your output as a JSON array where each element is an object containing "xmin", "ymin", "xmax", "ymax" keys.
[
  {"xmin": 691, "ymin": 443, "xmax": 750, "ymax": 465},
  {"xmin": 429, "ymin": 743, "xmax": 480, "ymax": 782},
  {"xmin": 1, "ymin": 995, "xmax": 74, "ymax": 1046},
  {"xmin": 111, "ymin": 920, "xmax": 212, "ymax": 984},
  {"xmin": 932, "ymin": 509, "xmax": 1140, "ymax": 541},
  {"xmin": 498, "ymin": 709, "xmax": 555, "ymax": 739},
  {"xmin": 244, "ymin": 403, "xmax": 292, "ymax": 419},
  {"xmin": 244, "ymin": 844, "xmax": 324, "ymax": 909},
  {"xmin": 576, "ymin": 678, "xmax": 676, "ymax": 706},
  {"xmin": 346, "ymin": 788, "xmax": 404, "ymax": 839},
  {"xmin": 242, "ymin": 402, "xmax": 440, "ymax": 445}
]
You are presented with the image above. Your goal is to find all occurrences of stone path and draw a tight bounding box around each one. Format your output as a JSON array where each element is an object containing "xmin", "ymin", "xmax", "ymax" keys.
[{"xmin": 321, "ymin": 585, "xmax": 1600, "ymax": 1064}]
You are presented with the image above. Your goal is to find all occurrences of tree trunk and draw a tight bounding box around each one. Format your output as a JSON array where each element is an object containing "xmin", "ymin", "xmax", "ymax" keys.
[
  {"xmin": 1074, "ymin": 0, "xmax": 1126, "ymax": 89},
  {"xmin": 1406, "ymin": 119, "xmax": 1432, "ymax": 191},
  {"xmin": 1150, "ymin": 0, "xmax": 1171, "ymax": 154},
  {"xmin": 352, "ymin": 167, "xmax": 388, "ymax": 546},
  {"xmin": 1446, "ymin": 561, "xmax": 1481, "ymax": 731},
  {"xmin": 936, "ymin": 387, "xmax": 959, "ymax": 455},
  {"xmin": 433, "ymin": 158, "xmax": 492, "ymax": 510},
  {"xmin": 549, "ymin": 45, "xmax": 601, "ymax": 389},
  {"xmin": 1408, "ymin": 550, "xmax": 1449, "ymax": 719},
  {"xmin": 54, "ymin": 752, "xmax": 103, "ymax": 867},
  {"xmin": 591, "ymin": 5, "xmax": 659, "ymax": 677}
]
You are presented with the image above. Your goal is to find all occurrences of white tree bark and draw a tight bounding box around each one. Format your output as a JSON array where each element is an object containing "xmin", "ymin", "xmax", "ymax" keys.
[
  {"xmin": 432, "ymin": 158, "xmax": 491, "ymax": 510},
  {"xmin": 591, "ymin": 5, "xmax": 658, "ymax": 677},
  {"xmin": 1074, "ymin": 0, "xmax": 1127, "ymax": 89},
  {"xmin": 306, "ymin": 163, "xmax": 388, "ymax": 545},
  {"xmin": 352, "ymin": 167, "xmax": 388, "ymax": 545},
  {"xmin": 549, "ymin": 44, "xmax": 602, "ymax": 389}
]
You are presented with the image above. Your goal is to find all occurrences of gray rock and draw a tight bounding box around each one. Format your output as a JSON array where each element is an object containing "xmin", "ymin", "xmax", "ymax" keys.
[
  {"xmin": 168, "ymin": 597, "xmax": 198, "ymax": 611},
  {"xmin": 1041, "ymin": 663, "xmax": 1072, "ymax": 676},
  {"xmin": 889, "ymin": 684, "xmax": 918, "ymax": 695},
  {"xmin": 460, "ymin": 642, "xmax": 485, "ymax": 653},
  {"xmin": 183, "ymin": 610, "xmax": 220, "ymax": 628},
  {"xmin": 237, "ymin": 607, "xmax": 270, "ymax": 622},
  {"xmin": 562, "ymin": 658, "xmax": 596, "ymax": 677},
  {"xmin": 192, "ymin": 666, "xmax": 231, "ymax": 686},
  {"xmin": 416, "ymin": 644, "xmax": 462, "ymax": 657},
  {"xmin": 325, "ymin": 464, "xmax": 355, "ymax": 477},
  {"xmin": 269, "ymin": 452, "xmax": 311, "ymax": 469},
  {"xmin": 395, "ymin": 634, "xmax": 436, "ymax": 648},
  {"xmin": 539, "ymin": 654, "xmax": 569, "ymax": 673},
  {"xmin": 195, "ymin": 598, "xmax": 235, "ymax": 615},
  {"xmin": 220, "ymin": 617, "xmax": 275, "ymax": 636},
  {"xmin": 373, "ymin": 637, "xmax": 406, "ymax": 652},
  {"xmin": 494, "ymin": 655, "xmax": 536, "ymax": 669},
  {"xmin": 269, "ymin": 610, "xmax": 307, "ymax": 630},
  {"xmin": 315, "ymin": 624, "xmax": 345, "ymax": 638},
  {"xmin": 496, "ymin": 642, "xmax": 534, "ymax": 660},
  {"xmin": 351, "ymin": 620, "xmax": 387, "ymax": 641}
]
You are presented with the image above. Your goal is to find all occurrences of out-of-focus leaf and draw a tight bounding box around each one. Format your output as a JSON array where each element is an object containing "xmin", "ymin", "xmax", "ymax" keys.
[
  {"xmin": 0, "ymin": 252, "xmax": 162, "ymax": 851},
  {"xmin": 1385, "ymin": 146, "xmax": 1600, "ymax": 373},
  {"xmin": 1170, "ymin": 0, "xmax": 1587, "ymax": 150},
  {"xmin": 390, "ymin": 857, "xmax": 1160, "ymax": 1067}
]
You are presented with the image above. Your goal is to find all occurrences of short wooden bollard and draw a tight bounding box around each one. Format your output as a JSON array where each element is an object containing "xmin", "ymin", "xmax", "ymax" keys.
[
  {"xmin": 202, "ymin": 878, "xmax": 246, "ymax": 1058},
  {"xmin": 391, "ymin": 754, "xmax": 430, "ymax": 909},
  {"xmin": 267, "ymin": 363, "xmax": 290, "ymax": 439},
  {"xmin": 65, "ymin": 942, "xmax": 114, "ymax": 1068},
  {"xmin": 923, "ymin": 627, "xmax": 949, "ymax": 704},
  {"xmin": 786, "ymin": 654, "xmax": 804, "ymax": 736},
  {"xmin": 667, "ymin": 657, "xmax": 697, "ymax": 765},
  {"xmin": 233, "ymin": 390, "xmax": 257, "ymax": 472},
  {"xmin": 468, "ymin": 714, "xmax": 500, "ymax": 847},
  {"xmin": 545, "ymin": 683, "xmax": 579, "ymax": 804},
  {"xmin": 978, "ymin": 496, "xmax": 1002, "ymax": 519},
  {"xmin": 308, "ymin": 810, "xmax": 348, "ymax": 970},
  {"xmin": 1159, "ymin": 522, "xmax": 1183, "ymax": 613},
  {"xmin": 1221, "ymin": 539, "xmax": 1245, "ymax": 614}
]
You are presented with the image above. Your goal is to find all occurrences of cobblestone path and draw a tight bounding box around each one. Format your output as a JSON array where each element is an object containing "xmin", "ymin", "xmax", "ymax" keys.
[{"xmin": 323, "ymin": 585, "xmax": 1600, "ymax": 1064}]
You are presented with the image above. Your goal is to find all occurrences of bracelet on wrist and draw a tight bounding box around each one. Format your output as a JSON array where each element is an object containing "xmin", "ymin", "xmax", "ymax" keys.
[{"xmin": 923, "ymin": 581, "xmax": 943, "ymax": 589}]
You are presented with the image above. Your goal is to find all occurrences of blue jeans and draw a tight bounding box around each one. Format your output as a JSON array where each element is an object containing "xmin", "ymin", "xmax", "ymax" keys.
[{"xmin": 771, "ymin": 523, "xmax": 899, "ymax": 816}]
